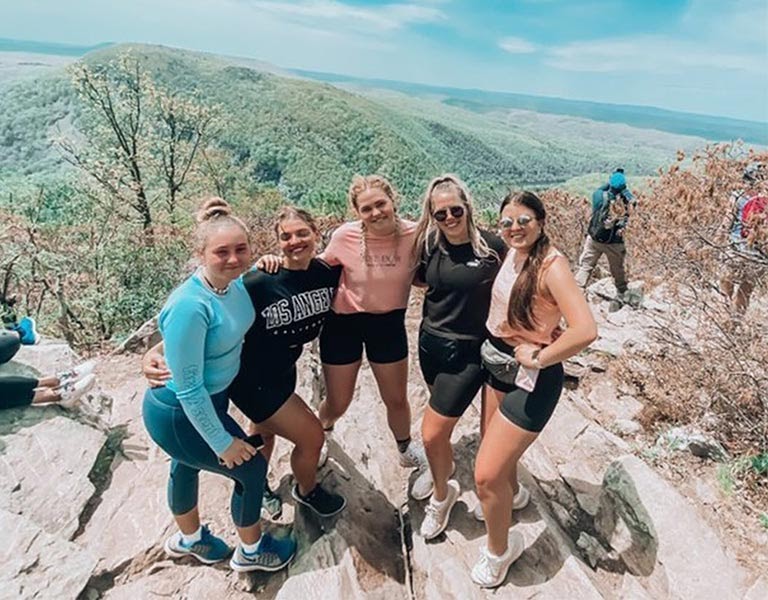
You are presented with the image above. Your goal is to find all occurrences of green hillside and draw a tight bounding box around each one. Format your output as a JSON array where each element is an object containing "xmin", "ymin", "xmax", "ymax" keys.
[{"xmin": 0, "ymin": 43, "xmax": 709, "ymax": 211}]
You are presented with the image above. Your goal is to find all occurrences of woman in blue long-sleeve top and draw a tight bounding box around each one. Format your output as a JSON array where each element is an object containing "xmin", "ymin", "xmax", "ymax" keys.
[{"xmin": 142, "ymin": 197, "xmax": 296, "ymax": 573}]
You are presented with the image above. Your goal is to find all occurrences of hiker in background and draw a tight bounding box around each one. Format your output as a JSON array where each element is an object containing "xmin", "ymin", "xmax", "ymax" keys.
[
  {"xmin": 409, "ymin": 174, "xmax": 507, "ymax": 541},
  {"xmin": 0, "ymin": 329, "xmax": 95, "ymax": 410},
  {"xmin": 142, "ymin": 197, "xmax": 296, "ymax": 574},
  {"xmin": 143, "ymin": 206, "xmax": 347, "ymax": 522},
  {"xmin": 472, "ymin": 191, "xmax": 596, "ymax": 588},
  {"xmin": 574, "ymin": 168, "xmax": 637, "ymax": 310},
  {"xmin": 720, "ymin": 162, "xmax": 767, "ymax": 313}
]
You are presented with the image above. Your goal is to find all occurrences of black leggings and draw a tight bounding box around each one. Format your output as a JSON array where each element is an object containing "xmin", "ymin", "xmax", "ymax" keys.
[
  {"xmin": 0, "ymin": 376, "xmax": 38, "ymax": 410},
  {"xmin": 0, "ymin": 329, "xmax": 36, "ymax": 409}
]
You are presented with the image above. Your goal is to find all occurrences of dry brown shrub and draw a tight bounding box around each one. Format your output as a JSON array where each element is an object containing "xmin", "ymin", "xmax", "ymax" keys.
[{"xmin": 614, "ymin": 143, "xmax": 767, "ymax": 501}]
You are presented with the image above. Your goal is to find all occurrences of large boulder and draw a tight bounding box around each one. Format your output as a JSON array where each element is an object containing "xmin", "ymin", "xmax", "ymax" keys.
[
  {"xmin": 0, "ymin": 413, "xmax": 107, "ymax": 539},
  {"xmin": 596, "ymin": 455, "xmax": 749, "ymax": 599},
  {"xmin": 0, "ymin": 508, "xmax": 96, "ymax": 599}
]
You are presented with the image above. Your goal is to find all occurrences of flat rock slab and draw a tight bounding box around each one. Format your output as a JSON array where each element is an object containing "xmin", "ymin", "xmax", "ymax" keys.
[
  {"xmin": 103, "ymin": 563, "xmax": 251, "ymax": 600},
  {"xmin": 7, "ymin": 340, "xmax": 82, "ymax": 376},
  {"xmin": 79, "ymin": 455, "xmax": 174, "ymax": 574},
  {"xmin": 0, "ymin": 413, "xmax": 107, "ymax": 538},
  {"xmin": 1, "ymin": 508, "xmax": 96, "ymax": 599},
  {"xmin": 598, "ymin": 455, "xmax": 748, "ymax": 599}
]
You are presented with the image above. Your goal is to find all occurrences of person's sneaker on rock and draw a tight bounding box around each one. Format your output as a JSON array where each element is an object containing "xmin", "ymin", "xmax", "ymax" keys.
[
  {"xmin": 420, "ymin": 479, "xmax": 460, "ymax": 540},
  {"xmin": 470, "ymin": 530, "xmax": 525, "ymax": 588},
  {"xmin": 230, "ymin": 532, "xmax": 297, "ymax": 573},
  {"xmin": 291, "ymin": 483, "xmax": 347, "ymax": 518},
  {"xmin": 164, "ymin": 525, "xmax": 232, "ymax": 564},
  {"xmin": 473, "ymin": 485, "xmax": 530, "ymax": 521},
  {"xmin": 261, "ymin": 483, "xmax": 283, "ymax": 520}
]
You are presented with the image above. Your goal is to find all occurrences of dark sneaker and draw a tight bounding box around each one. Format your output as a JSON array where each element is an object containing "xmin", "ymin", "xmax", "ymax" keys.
[
  {"xmin": 230, "ymin": 532, "xmax": 297, "ymax": 573},
  {"xmin": 261, "ymin": 484, "xmax": 283, "ymax": 520},
  {"xmin": 291, "ymin": 483, "xmax": 347, "ymax": 518},
  {"xmin": 164, "ymin": 525, "xmax": 232, "ymax": 564}
]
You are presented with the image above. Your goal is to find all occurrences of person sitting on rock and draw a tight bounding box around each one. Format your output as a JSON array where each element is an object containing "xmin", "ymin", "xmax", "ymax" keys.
[
  {"xmin": 409, "ymin": 174, "xmax": 507, "ymax": 541},
  {"xmin": 574, "ymin": 169, "xmax": 637, "ymax": 309},
  {"xmin": 473, "ymin": 191, "xmax": 597, "ymax": 588},
  {"xmin": 1, "ymin": 294, "xmax": 40, "ymax": 345},
  {"xmin": 0, "ymin": 329, "xmax": 95, "ymax": 410},
  {"xmin": 141, "ymin": 197, "xmax": 296, "ymax": 573},
  {"xmin": 143, "ymin": 206, "xmax": 347, "ymax": 523}
]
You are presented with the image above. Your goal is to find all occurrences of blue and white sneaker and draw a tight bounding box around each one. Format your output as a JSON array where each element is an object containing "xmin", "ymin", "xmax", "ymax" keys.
[
  {"xmin": 230, "ymin": 532, "xmax": 297, "ymax": 572},
  {"xmin": 16, "ymin": 317, "xmax": 40, "ymax": 345},
  {"xmin": 164, "ymin": 525, "xmax": 232, "ymax": 564}
]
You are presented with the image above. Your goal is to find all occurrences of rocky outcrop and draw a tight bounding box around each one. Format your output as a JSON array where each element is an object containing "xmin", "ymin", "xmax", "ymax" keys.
[{"xmin": 3, "ymin": 286, "xmax": 762, "ymax": 598}]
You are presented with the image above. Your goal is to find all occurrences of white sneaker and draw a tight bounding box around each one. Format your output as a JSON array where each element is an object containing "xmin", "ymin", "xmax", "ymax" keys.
[
  {"xmin": 470, "ymin": 531, "xmax": 525, "ymax": 588},
  {"xmin": 59, "ymin": 374, "xmax": 96, "ymax": 409},
  {"xmin": 57, "ymin": 360, "xmax": 96, "ymax": 387},
  {"xmin": 398, "ymin": 440, "xmax": 427, "ymax": 469},
  {"xmin": 420, "ymin": 480, "xmax": 460, "ymax": 540},
  {"xmin": 411, "ymin": 461, "xmax": 456, "ymax": 501},
  {"xmin": 473, "ymin": 485, "xmax": 530, "ymax": 521},
  {"xmin": 318, "ymin": 430, "xmax": 332, "ymax": 468}
]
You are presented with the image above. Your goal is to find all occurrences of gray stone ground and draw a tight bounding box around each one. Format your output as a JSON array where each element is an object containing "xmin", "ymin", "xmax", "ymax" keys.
[{"xmin": 1, "ymin": 279, "xmax": 763, "ymax": 599}]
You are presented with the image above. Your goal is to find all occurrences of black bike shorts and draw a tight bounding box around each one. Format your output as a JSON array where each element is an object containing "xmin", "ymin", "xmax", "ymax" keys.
[
  {"xmin": 320, "ymin": 309, "xmax": 408, "ymax": 365},
  {"xmin": 485, "ymin": 337, "xmax": 564, "ymax": 432},
  {"xmin": 419, "ymin": 327, "xmax": 485, "ymax": 418},
  {"xmin": 229, "ymin": 365, "xmax": 297, "ymax": 424}
]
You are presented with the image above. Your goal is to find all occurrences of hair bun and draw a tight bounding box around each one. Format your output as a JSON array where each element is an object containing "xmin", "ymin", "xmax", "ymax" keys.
[{"xmin": 196, "ymin": 197, "xmax": 232, "ymax": 223}]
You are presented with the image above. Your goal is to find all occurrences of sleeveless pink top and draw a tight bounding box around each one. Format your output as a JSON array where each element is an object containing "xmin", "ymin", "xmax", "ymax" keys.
[{"xmin": 486, "ymin": 248, "xmax": 565, "ymax": 347}]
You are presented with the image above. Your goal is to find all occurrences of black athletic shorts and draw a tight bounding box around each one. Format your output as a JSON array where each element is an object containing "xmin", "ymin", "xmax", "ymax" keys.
[
  {"xmin": 485, "ymin": 337, "xmax": 564, "ymax": 433},
  {"xmin": 419, "ymin": 327, "xmax": 485, "ymax": 418},
  {"xmin": 320, "ymin": 309, "xmax": 408, "ymax": 365},
  {"xmin": 229, "ymin": 365, "xmax": 297, "ymax": 424}
]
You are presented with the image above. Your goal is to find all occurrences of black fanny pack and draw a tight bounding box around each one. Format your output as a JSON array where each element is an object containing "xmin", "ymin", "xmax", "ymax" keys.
[{"xmin": 480, "ymin": 338, "xmax": 519, "ymax": 385}]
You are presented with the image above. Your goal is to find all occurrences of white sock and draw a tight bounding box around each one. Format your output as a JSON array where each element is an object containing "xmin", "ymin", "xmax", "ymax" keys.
[
  {"xmin": 180, "ymin": 526, "xmax": 202, "ymax": 546},
  {"xmin": 241, "ymin": 536, "xmax": 262, "ymax": 554}
]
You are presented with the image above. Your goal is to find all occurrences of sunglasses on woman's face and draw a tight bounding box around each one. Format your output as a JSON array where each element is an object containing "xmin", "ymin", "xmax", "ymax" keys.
[
  {"xmin": 433, "ymin": 205, "xmax": 465, "ymax": 222},
  {"xmin": 500, "ymin": 215, "xmax": 536, "ymax": 228}
]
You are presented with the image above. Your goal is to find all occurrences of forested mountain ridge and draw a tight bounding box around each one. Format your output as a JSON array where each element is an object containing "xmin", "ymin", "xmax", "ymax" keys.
[{"xmin": 0, "ymin": 43, "xmax": 711, "ymax": 210}]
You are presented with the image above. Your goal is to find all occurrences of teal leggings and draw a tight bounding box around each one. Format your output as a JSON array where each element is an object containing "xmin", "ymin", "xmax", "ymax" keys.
[{"xmin": 142, "ymin": 386, "xmax": 267, "ymax": 527}]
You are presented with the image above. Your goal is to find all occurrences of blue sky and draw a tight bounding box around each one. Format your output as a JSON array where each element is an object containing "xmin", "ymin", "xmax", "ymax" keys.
[{"xmin": 1, "ymin": 0, "xmax": 766, "ymax": 121}]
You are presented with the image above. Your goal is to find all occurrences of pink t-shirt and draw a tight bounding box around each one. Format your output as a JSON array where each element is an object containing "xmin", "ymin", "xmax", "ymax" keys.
[
  {"xmin": 486, "ymin": 248, "xmax": 565, "ymax": 347},
  {"xmin": 321, "ymin": 219, "xmax": 418, "ymax": 314}
]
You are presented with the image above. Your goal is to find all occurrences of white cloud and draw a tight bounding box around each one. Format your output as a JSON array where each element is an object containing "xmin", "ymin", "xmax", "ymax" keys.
[
  {"xmin": 546, "ymin": 35, "xmax": 765, "ymax": 74},
  {"xmin": 243, "ymin": 1, "xmax": 446, "ymax": 32},
  {"xmin": 499, "ymin": 36, "xmax": 536, "ymax": 54}
]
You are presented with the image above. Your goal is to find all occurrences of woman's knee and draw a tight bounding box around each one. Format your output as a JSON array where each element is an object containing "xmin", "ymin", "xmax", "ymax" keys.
[{"xmin": 422, "ymin": 414, "xmax": 451, "ymax": 451}]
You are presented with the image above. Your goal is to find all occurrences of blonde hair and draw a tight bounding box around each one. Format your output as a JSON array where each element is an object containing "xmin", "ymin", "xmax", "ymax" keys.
[
  {"xmin": 194, "ymin": 196, "xmax": 250, "ymax": 253},
  {"xmin": 347, "ymin": 174, "xmax": 402, "ymax": 264},
  {"xmin": 413, "ymin": 173, "xmax": 496, "ymax": 263}
]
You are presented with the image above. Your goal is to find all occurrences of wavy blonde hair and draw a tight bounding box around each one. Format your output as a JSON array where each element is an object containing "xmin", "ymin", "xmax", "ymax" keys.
[
  {"xmin": 413, "ymin": 173, "xmax": 496, "ymax": 263},
  {"xmin": 347, "ymin": 174, "xmax": 403, "ymax": 264}
]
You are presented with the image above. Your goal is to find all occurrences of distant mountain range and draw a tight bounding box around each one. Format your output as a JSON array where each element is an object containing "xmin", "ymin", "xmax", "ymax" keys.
[
  {"xmin": 0, "ymin": 41, "xmax": 761, "ymax": 209},
  {"xmin": 291, "ymin": 70, "xmax": 768, "ymax": 146},
  {"xmin": 0, "ymin": 38, "xmax": 112, "ymax": 57}
]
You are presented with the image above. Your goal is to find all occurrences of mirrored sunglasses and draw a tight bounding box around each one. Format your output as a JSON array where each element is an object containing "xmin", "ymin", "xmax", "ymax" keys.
[{"xmin": 500, "ymin": 215, "xmax": 536, "ymax": 228}]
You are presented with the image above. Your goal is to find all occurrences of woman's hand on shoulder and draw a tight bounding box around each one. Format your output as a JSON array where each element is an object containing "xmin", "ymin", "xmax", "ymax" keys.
[
  {"xmin": 219, "ymin": 437, "xmax": 259, "ymax": 469},
  {"xmin": 254, "ymin": 254, "xmax": 282, "ymax": 274}
]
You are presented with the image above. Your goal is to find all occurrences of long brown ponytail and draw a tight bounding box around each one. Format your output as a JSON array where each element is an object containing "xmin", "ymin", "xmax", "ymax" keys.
[{"xmin": 502, "ymin": 191, "xmax": 551, "ymax": 331}]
